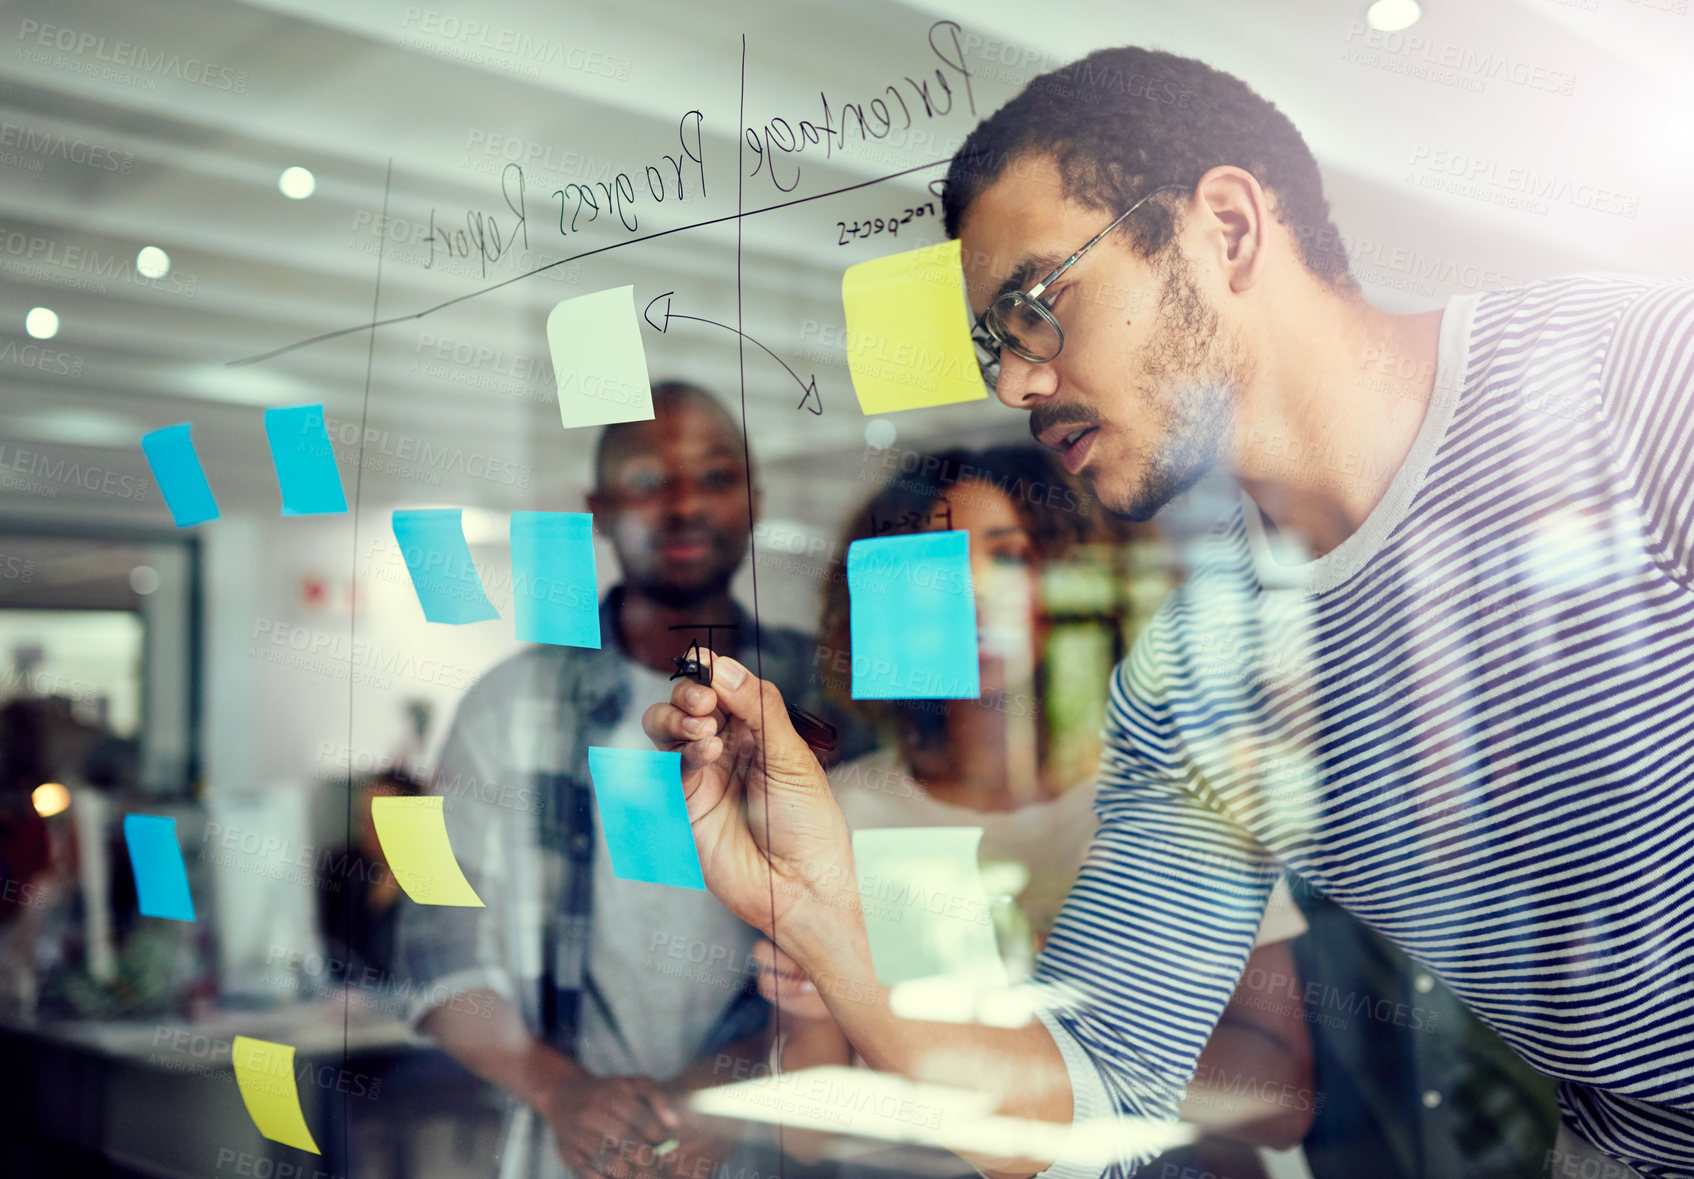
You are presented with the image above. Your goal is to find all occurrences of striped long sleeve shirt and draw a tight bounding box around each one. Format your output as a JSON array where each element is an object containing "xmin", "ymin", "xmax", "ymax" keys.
[{"xmin": 1033, "ymin": 276, "xmax": 1694, "ymax": 1179}]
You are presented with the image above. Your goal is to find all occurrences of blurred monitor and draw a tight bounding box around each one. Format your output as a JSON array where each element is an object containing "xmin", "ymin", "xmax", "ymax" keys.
[{"xmin": 204, "ymin": 784, "xmax": 324, "ymax": 1004}]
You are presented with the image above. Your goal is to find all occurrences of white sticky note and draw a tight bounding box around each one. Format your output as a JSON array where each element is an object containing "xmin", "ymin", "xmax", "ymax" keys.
[
  {"xmin": 690, "ymin": 1067, "xmax": 1195, "ymax": 1165},
  {"xmin": 546, "ymin": 286, "xmax": 655, "ymax": 431},
  {"xmin": 852, "ymin": 827, "xmax": 1006, "ymax": 989},
  {"xmin": 690, "ymin": 1065, "xmax": 995, "ymax": 1141}
]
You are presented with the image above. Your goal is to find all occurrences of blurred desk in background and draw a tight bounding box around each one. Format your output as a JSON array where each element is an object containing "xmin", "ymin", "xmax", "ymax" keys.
[{"xmin": 0, "ymin": 1000, "xmax": 496, "ymax": 1179}]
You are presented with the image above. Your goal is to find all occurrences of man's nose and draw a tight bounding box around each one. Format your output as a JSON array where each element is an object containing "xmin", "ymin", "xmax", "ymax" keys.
[
  {"xmin": 994, "ymin": 352, "xmax": 1058, "ymax": 409},
  {"xmin": 661, "ymin": 478, "xmax": 706, "ymax": 516}
]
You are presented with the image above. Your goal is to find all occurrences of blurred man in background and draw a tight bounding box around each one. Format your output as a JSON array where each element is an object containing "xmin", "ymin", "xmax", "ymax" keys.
[{"xmin": 398, "ymin": 381, "xmax": 855, "ymax": 1179}]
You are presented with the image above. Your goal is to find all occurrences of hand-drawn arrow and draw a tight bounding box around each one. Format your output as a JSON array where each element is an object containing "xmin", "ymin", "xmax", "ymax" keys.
[{"xmin": 644, "ymin": 291, "xmax": 822, "ymax": 415}]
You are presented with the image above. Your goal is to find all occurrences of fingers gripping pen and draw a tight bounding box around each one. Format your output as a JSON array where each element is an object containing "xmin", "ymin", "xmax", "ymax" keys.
[{"xmin": 670, "ymin": 648, "xmax": 837, "ymax": 754}]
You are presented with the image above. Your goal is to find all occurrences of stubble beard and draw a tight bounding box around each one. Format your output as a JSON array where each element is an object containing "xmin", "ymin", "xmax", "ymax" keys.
[
  {"xmin": 1104, "ymin": 248, "xmax": 1252, "ymax": 522},
  {"xmin": 632, "ymin": 568, "xmax": 738, "ymax": 610}
]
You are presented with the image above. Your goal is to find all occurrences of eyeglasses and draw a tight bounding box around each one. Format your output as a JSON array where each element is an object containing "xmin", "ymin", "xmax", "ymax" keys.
[{"xmin": 971, "ymin": 184, "xmax": 1185, "ymax": 390}]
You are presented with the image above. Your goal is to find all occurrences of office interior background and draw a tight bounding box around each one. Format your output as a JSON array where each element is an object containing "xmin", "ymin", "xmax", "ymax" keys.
[{"xmin": 0, "ymin": 0, "xmax": 1689, "ymax": 1176}]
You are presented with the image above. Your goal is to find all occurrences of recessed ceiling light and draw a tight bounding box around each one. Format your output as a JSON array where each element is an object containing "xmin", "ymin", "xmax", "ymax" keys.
[
  {"xmin": 1366, "ymin": 0, "xmax": 1421, "ymax": 31},
  {"xmin": 25, "ymin": 307, "xmax": 59, "ymax": 339},
  {"xmin": 136, "ymin": 245, "xmax": 171, "ymax": 278},
  {"xmin": 10, "ymin": 409, "xmax": 144, "ymax": 447},
  {"xmin": 278, "ymin": 166, "xmax": 316, "ymax": 199}
]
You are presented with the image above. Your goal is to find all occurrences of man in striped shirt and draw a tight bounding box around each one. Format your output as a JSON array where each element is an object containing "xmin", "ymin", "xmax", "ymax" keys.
[{"xmin": 645, "ymin": 45, "xmax": 1692, "ymax": 1179}]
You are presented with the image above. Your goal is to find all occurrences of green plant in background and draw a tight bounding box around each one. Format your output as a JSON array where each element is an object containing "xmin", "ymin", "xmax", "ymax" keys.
[
  {"xmin": 1042, "ymin": 623, "xmax": 1114, "ymax": 789},
  {"xmin": 49, "ymin": 924, "xmax": 193, "ymax": 1020},
  {"xmin": 1039, "ymin": 541, "xmax": 1180, "ymax": 791}
]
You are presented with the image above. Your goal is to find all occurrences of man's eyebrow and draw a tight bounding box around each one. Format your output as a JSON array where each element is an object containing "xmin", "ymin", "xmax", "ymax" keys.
[
  {"xmin": 992, "ymin": 254, "xmax": 1065, "ymax": 302},
  {"xmin": 614, "ymin": 443, "xmax": 741, "ymax": 468}
]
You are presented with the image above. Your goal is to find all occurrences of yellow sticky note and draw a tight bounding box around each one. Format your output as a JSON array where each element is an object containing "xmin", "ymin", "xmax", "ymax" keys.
[
  {"xmin": 546, "ymin": 285, "xmax": 655, "ymax": 431},
  {"xmin": 231, "ymin": 1035, "xmax": 320, "ymax": 1154},
  {"xmin": 370, "ymin": 796, "xmax": 484, "ymax": 907},
  {"xmin": 841, "ymin": 239, "xmax": 987, "ymax": 415}
]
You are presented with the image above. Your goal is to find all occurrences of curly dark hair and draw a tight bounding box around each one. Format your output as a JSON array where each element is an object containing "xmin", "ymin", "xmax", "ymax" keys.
[
  {"xmin": 941, "ymin": 46, "xmax": 1355, "ymax": 290},
  {"xmin": 359, "ymin": 767, "xmax": 424, "ymax": 797}
]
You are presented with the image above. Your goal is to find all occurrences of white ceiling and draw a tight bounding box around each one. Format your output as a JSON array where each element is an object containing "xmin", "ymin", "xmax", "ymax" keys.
[{"xmin": 2, "ymin": 0, "xmax": 1691, "ymax": 528}]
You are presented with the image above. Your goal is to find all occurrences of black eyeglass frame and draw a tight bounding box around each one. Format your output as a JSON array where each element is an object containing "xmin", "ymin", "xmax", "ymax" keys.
[{"xmin": 971, "ymin": 184, "xmax": 1187, "ymax": 388}]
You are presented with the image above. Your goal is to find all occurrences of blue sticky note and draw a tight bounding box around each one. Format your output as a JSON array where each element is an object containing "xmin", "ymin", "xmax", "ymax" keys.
[
  {"xmin": 391, "ymin": 509, "xmax": 500, "ymax": 625},
  {"xmin": 123, "ymin": 814, "xmax": 196, "ymax": 922},
  {"xmin": 511, "ymin": 511, "xmax": 600, "ymax": 647},
  {"xmin": 139, "ymin": 423, "xmax": 220, "ymax": 527},
  {"xmin": 587, "ymin": 748, "xmax": 704, "ymax": 890},
  {"xmin": 847, "ymin": 530, "xmax": 980, "ymax": 700},
  {"xmin": 263, "ymin": 405, "xmax": 347, "ymax": 515}
]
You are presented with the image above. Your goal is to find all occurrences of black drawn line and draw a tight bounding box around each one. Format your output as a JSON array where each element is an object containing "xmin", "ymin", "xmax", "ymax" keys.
[
  {"xmin": 643, "ymin": 291, "xmax": 820, "ymax": 413},
  {"xmin": 228, "ymin": 156, "xmax": 954, "ymax": 368}
]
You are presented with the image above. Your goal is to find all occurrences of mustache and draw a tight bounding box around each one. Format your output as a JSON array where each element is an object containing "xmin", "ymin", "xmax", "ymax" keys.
[{"xmin": 1028, "ymin": 402, "xmax": 1101, "ymax": 443}]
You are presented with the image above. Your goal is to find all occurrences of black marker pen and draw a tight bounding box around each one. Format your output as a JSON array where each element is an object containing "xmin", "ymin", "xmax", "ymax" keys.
[{"xmin": 670, "ymin": 654, "xmax": 837, "ymax": 754}]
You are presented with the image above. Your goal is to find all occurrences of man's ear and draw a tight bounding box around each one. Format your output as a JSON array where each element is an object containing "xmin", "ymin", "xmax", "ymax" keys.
[
  {"xmin": 749, "ymin": 483, "xmax": 763, "ymax": 527},
  {"xmin": 1193, "ymin": 166, "xmax": 1269, "ymax": 293},
  {"xmin": 585, "ymin": 490, "xmax": 606, "ymax": 535}
]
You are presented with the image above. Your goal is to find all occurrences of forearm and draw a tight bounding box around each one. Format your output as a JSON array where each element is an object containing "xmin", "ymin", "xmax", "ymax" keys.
[
  {"xmin": 776, "ymin": 1016, "xmax": 852, "ymax": 1072},
  {"xmin": 419, "ymin": 988, "xmax": 585, "ymax": 1111},
  {"xmin": 1179, "ymin": 1021, "xmax": 1312, "ymax": 1148},
  {"xmin": 670, "ymin": 1025, "xmax": 772, "ymax": 1095},
  {"xmin": 1178, "ymin": 940, "xmax": 1314, "ymax": 1148}
]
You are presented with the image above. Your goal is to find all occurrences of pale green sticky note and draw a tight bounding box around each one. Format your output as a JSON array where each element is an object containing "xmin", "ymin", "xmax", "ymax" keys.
[
  {"xmin": 546, "ymin": 286, "xmax": 655, "ymax": 431},
  {"xmin": 841, "ymin": 239, "xmax": 988, "ymax": 415},
  {"xmin": 852, "ymin": 827, "xmax": 1006, "ymax": 988}
]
